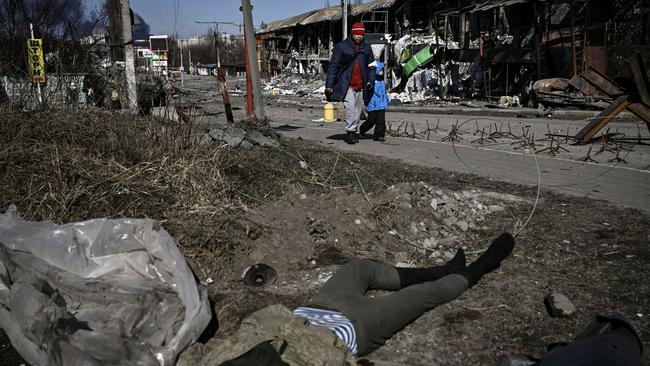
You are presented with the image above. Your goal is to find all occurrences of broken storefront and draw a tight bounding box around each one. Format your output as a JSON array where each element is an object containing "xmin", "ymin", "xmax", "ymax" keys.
[{"xmin": 256, "ymin": 0, "xmax": 649, "ymax": 105}]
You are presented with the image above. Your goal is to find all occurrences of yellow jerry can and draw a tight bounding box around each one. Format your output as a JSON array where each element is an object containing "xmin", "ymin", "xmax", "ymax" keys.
[{"xmin": 324, "ymin": 103, "xmax": 336, "ymax": 122}]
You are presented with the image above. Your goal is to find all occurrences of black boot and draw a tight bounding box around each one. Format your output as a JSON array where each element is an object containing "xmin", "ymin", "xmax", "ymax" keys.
[
  {"xmin": 396, "ymin": 248, "xmax": 466, "ymax": 288},
  {"xmin": 456, "ymin": 233, "xmax": 514, "ymax": 288},
  {"xmin": 359, "ymin": 123, "xmax": 370, "ymax": 138},
  {"xmin": 345, "ymin": 132, "xmax": 357, "ymax": 144}
]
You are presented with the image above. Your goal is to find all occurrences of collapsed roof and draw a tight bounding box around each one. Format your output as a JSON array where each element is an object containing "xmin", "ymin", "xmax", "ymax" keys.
[{"xmin": 258, "ymin": 0, "xmax": 398, "ymax": 34}]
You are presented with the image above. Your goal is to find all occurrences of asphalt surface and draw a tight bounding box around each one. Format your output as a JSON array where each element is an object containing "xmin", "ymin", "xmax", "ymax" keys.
[{"xmin": 178, "ymin": 74, "xmax": 650, "ymax": 213}]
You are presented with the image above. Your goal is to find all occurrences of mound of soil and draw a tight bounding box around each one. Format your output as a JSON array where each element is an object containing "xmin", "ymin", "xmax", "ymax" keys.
[{"xmin": 202, "ymin": 174, "xmax": 649, "ymax": 365}]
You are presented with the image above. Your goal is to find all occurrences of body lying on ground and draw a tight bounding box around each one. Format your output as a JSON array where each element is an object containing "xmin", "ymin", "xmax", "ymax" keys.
[{"xmin": 178, "ymin": 233, "xmax": 515, "ymax": 365}]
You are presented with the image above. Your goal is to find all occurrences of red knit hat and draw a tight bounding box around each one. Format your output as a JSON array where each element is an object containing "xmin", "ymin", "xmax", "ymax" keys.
[{"xmin": 351, "ymin": 22, "xmax": 365, "ymax": 35}]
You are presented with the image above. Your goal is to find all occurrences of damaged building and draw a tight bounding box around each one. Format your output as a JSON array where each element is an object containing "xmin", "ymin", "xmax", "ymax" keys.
[{"xmin": 256, "ymin": 0, "xmax": 650, "ymax": 104}]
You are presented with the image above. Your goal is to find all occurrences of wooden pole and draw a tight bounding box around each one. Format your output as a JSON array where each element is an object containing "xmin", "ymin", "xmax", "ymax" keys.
[
  {"xmin": 241, "ymin": 0, "xmax": 265, "ymax": 121},
  {"xmin": 218, "ymin": 68, "xmax": 234, "ymax": 123}
]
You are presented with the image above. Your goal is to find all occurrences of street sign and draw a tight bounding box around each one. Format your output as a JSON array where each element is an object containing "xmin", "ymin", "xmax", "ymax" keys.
[
  {"xmin": 27, "ymin": 39, "xmax": 45, "ymax": 83},
  {"xmin": 137, "ymin": 48, "xmax": 153, "ymax": 58},
  {"xmin": 153, "ymin": 60, "xmax": 168, "ymax": 67},
  {"xmin": 179, "ymin": 66, "xmax": 185, "ymax": 71}
]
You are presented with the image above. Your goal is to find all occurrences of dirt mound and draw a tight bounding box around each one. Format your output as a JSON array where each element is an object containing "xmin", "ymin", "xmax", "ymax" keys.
[
  {"xmin": 207, "ymin": 180, "xmax": 649, "ymax": 365},
  {"xmin": 223, "ymin": 182, "xmax": 529, "ymax": 277}
]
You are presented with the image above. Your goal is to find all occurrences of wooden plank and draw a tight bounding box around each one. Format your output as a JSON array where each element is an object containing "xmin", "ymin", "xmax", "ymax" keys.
[
  {"xmin": 627, "ymin": 103, "xmax": 650, "ymax": 133},
  {"xmin": 628, "ymin": 53, "xmax": 650, "ymax": 106},
  {"xmin": 569, "ymin": 75, "xmax": 600, "ymax": 96},
  {"xmin": 218, "ymin": 67, "xmax": 234, "ymax": 123},
  {"xmin": 581, "ymin": 68, "xmax": 626, "ymax": 96},
  {"xmin": 576, "ymin": 95, "xmax": 630, "ymax": 144},
  {"xmin": 628, "ymin": 103, "xmax": 650, "ymax": 123}
]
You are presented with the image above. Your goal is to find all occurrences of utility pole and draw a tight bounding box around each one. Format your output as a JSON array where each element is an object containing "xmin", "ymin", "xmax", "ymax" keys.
[
  {"xmin": 215, "ymin": 25, "xmax": 221, "ymax": 68},
  {"xmin": 107, "ymin": 0, "xmax": 137, "ymax": 111},
  {"xmin": 342, "ymin": 0, "xmax": 349, "ymax": 40},
  {"xmin": 241, "ymin": 0, "xmax": 265, "ymax": 121},
  {"xmin": 195, "ymin": 21, "xmax": 243, "ymax": 68},
  {"xmin": 180, "ymin": 39, "xmax": 184, "ymax": 86},
  {"xmin": 244, "ymin": 32, "xmax": 254, "ymax": 120},
  {"xmin": 121, "ymin": 0, "xmax": 137, "ymax": 111}
]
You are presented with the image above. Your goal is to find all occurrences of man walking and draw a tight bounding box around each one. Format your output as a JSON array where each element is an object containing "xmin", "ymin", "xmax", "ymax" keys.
[{"xmin": 325, "ymin": 23, "xmax": 376, "ymax": 144}]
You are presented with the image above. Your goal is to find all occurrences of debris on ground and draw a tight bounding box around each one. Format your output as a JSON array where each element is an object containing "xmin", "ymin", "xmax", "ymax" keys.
[
  {"xmin": 530, "ymin": 77, "xmax": 610, "ymax": 110},
  {"xmin": 203, "ymin": 125, "xmax": 280, "ymax": 149},
  {"xmin": 545, "ymin": 293, "xmax": 577, "ymax": 317},
  {"xmin": 263, "ymin": 73, "xmax": 326, "ymax": 100},
  {"xmin": 242, "ymin": 264, "xmax": 278, "ymax": 287}
]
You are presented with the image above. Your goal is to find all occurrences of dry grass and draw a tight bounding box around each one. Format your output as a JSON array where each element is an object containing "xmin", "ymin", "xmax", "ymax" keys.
[{"xmin": 0, "ymin": 106, "xmax": 239, "ymax": 275}]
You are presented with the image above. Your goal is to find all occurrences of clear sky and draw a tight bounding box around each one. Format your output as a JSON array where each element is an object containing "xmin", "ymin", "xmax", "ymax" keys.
[{"xmin": 86, "ymin": 0, "xmax": 352, "ymax": 37}]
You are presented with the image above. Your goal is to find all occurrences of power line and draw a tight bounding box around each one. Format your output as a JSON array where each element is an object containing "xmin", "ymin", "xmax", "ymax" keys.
[{"xmin": 172, "ymin": 0, "xmax": 180, "ymax": 35}]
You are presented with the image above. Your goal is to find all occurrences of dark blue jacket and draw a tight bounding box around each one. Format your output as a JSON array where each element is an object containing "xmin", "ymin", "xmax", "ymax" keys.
[{"xmin": 326, "ymin": 37, "xmax": 375, "ymax": 106}]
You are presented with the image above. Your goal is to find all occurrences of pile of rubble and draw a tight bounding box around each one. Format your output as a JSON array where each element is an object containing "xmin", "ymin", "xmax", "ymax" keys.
[
  {"xmin": 195, "ymin": 125, "xmax": 280, "ymax": 149},
  {"xmin": 379, "ymin": 182, "xmax": 528, "ymax": 263},
  {"xmin": 263, "ymin": 73, "xmax": 326, "ymax": 99}
]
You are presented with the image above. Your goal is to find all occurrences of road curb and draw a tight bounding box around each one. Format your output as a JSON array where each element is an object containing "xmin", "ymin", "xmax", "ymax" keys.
[{"xmin": 266, "ymin": 97, "xmax": 639, "ymax": 122}]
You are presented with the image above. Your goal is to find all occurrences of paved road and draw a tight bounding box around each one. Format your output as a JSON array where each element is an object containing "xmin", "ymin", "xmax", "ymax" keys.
[
  {"xmin": 272, "ymin": 121, "xmax": 650, "ymax": 213},
  {"xmin": 178, "ymin": 75, "xmax": 650, "ymax": 213}
]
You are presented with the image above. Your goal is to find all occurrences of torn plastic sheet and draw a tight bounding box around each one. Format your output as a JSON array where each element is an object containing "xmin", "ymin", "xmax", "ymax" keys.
[
  {"xmin": 0, "ymin": 212, "xmax": 211, "ymax": 366},
  {"xmin": 371, "ymin": 44, "xmax": 386, "ymax": 60},
  {"xmin": 406, "ymin": 69, "xmax": 439, "ymax": 92},
  {"xmin": 397, "ymin": 33, "xmax": 460, "ymax": 52},
  {"xmin": 393, "ymin": 34, "xmax": 412, "ymax": 64}
]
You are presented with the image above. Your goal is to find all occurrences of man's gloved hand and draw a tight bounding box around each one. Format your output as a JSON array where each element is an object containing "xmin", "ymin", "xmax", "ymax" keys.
[
  {"xmin": 366, "ymin": 82, "xmax": 373, "ymax": 91},
  {"xmin": 325, "ymin": 88, "xmax": 333, "ymax": 102}
]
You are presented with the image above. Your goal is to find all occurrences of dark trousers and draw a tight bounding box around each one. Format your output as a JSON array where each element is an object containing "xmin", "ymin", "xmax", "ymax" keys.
[
  {"xmin": 538, "ymin": 315, "xmax": 642, "ymax": 366},
  {"xmin": 360, "ymin": 110, "xmax": 386, "ymax": 139},
  {"xmin": 308, "ymin": 259, "xmax": 468, "ymax": 356}
]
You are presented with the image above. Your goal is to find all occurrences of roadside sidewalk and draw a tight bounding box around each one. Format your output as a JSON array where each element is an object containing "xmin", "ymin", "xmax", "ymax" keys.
[
  {"xmin": 271, "ymin": 121, "xmax": 650, "ymax": 213},
  {"xmin": 270, "ymin": 97, "xmax": 640, "ymax": 121}
]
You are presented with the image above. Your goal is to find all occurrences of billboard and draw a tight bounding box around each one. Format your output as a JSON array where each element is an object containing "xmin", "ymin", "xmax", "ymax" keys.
[
  {"xmin": 27, "ymin": 39, "xmax": 45, "ymax": 83},
  {"xmin": 149, "ymin": 35, "xmax": 168, "ymax": 51}
]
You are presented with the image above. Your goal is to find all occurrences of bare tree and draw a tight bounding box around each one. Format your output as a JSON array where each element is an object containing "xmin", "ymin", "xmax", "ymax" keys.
[
  {"xmin": 181, "ymin": 30, "xmax": 245, "ymax": 67},
  {"xmin": 0, "ymin": 0, "xmax": 107, "ymax": 77}
]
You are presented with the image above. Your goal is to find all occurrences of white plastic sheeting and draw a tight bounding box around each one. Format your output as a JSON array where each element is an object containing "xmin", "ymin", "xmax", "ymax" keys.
[{"xmin": 0, "ymin": 211, "xmax": 211, "ymax": 366}]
